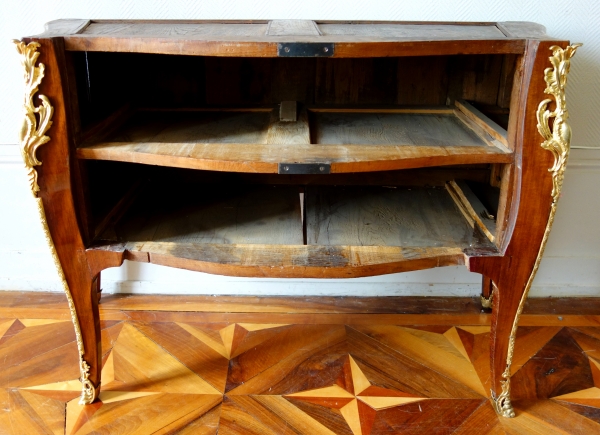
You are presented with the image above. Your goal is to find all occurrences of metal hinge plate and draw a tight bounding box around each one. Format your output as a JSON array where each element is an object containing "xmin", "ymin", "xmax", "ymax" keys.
[
  {"xmin": 277, "ymin": 43, "xmax": 334, "ymax": 57},
  {"xmin": 278, "ymin": 163, "xmax": 331, "ymax": 174}
]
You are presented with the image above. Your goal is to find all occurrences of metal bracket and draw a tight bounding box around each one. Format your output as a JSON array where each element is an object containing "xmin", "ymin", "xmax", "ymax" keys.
[
  {"xmin": 278, "ymin": 43, "xmax": 334, "ymax": 57},
  {"xmin": 278, "ymin": 163, "xmax": 331, "ymax": 174}
]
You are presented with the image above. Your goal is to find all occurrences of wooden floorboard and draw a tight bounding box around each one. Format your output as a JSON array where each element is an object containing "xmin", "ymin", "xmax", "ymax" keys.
[{"xmin": 0, "ymin": 291, "xmax": 599, "ymax": 434}]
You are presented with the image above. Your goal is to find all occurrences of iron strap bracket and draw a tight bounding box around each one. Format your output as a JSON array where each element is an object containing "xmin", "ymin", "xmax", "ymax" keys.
[
  {"xmin": 277, "ymin": 42, "xmax": 334, "ymax": 57},
  {"xmin": 278, "ymin": 163, "xmax": 331, "ymax": 174}
]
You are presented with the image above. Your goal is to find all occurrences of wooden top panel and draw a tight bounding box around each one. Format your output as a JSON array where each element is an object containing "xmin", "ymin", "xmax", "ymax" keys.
[
  {"xmin": 318, "ymin": 23, "xmax": 505, "ymax": 39},
  {"xmin": 83, "ymin": 22, "xmax": 269, "ymax": 38},
  {"xmin": 29, "ymin": 19, "xmax": 549, "ymax": 56},
  {"xmin": 77, "ymin": 21, "xmax": 508, "ymax": 41}
]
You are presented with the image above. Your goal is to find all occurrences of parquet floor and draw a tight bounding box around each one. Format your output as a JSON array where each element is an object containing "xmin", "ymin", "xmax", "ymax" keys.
[{"xmin": 1, "ymin": 293, "xmax": 600, "ymax": 434}]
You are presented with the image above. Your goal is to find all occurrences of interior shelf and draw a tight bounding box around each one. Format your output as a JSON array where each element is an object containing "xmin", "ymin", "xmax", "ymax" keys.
[
  {"xmin": 90, "ymin": 182, "xmax": 498, "ymax": 278},
  {"xmin": 77, "ymin": 102, "xmax": 512, "ymax": 174}
]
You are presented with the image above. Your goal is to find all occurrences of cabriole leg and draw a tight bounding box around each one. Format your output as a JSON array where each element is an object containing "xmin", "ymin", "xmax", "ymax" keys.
[
  {"xmin": 14, "ymin": 39, "xmax": 101, "ymax": 405},
  {"xmin": 488, "ymin": 275, "xmax": 528, "ymax": 418}
]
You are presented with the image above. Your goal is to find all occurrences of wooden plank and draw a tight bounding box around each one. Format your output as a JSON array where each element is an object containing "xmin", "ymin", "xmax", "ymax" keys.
[
  {"xmin": 79, "ymin": 108, "xmax": 509, "ymax": 151},
  {"xmin": 63, "ymin": 38, "xmax": 525, "ymax": 58},
  {"xmin": 445, "ymin": 180, "xmax": 496, "ymax": 243},
  {"xmin": 98, "ymin": 111, "xmax": 272, "ymax": 145},
  {"xmin": 460, "ymin": 55, "xmax": 505, "ymax": 105},
  {"xmin": 332, "ymin": 40, "xmax": 525, "ymax": 57},
  {"xmin": 455, "ymin": 99, "xmax": 508, "ymax": 146},
  {"xmin": 453, "ymin": 109, "xmax": 510, "ymax": 153},
  {"xmin": 128, "ymin": 242, "xmax": 467, "ymax": 278},
  {"xmin": 307, "ymin": 107, "xmax": 453, "ymax": 114},
  {"xmin": 82, "ymin": 22, "xmax": 270, "ymax": 38},
  {"xmin": 71, "ymin": 21, "xmax": 511, "ymax": 41},
  {"xmin": 312, "ymin": 112, "xmax": 487, "ymax": 146},
  {"xmin": 315, "ymin": 58, "xmax": 398, "ymax": 105},
  {"xmin": 318, "ymin": 23, "xmax": 506, "ymax": 39},
  {"xmin": 496, "ymin": 21, "xmax": 550, "ymax": 39},
  {"xmin": 118, "ymin": 312, "xmax": 600, "ymax": 327},
  {"xmin": 0, "ymin": 293, "xmax": 597, "ymax": 328},
  {"xmin": 454, "ymin": 180, "xmax": 497, "ymax": 239},
  {"xmin": 99, "ymin": 294, "xmax": 489, "ymax": 314},
  {"xmin": 53, "ymin": 21, "xmax": 531, "ymax": 56},
  {"xmin": 41, "ymin": 19, "xmax": 91, "ymax": 35},
  {"xmin": 447, "ymin": 55, "xmax": 507, "ymax": 108},
  {"xmin": 205, "ymin": 58, "xmax": 316, "ymax": 106},
  {"xmin": 396, "ymin": 56, "xmax": 449, "ymax": 105},
  {"xmin": 78, "ymin": 143, "xmax": 513, "ymax": 175},
  {"xmin": 267, "ymin": 108, "xmax": 310, "ymax": 144},
  {"xmin": 497, "ymin": 54, "xmax": 518, "ymax": 109},
  {"xmin": 267, "ymin": 20, "xmax": 321, "ymax": 36},
  {"xmin": 306, "ymin": 186, "xmax": 495, "ymax": 249}
]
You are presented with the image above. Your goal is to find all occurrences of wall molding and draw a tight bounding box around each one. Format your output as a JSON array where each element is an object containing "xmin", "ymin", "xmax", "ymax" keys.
[
  {"xmin": 568, "ymin": 148, "xmax": 600, "ymax": 169},
  {"xmin": 0, "ymin": 155, "xmax": 21, "ymax": 165}
]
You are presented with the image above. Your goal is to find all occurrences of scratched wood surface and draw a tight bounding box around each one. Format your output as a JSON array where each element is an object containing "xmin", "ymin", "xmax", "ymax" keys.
[
  {"xmin": 311, "ymin": 112, "xmax": 485, "ymax": 146},
  {"xmin": 305, "ymin": 186, "xmax": 494, "ymax": 249},
  {"xmin": 0, "ymin": 291, "xmax": 598, "ymax": 435}
]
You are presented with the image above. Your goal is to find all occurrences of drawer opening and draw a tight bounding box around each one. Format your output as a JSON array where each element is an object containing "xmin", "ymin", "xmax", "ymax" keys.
[
  {"xmin": 72, "ymin": 52, "xmax": 517, "ymax": 174},
  {"xmin": 86, "ymin": 163, "xmax": 499, "ymax": 278}
]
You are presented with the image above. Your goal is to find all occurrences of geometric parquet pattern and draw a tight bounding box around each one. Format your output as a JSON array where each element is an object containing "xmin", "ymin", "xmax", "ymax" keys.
[{"xmin": 2, "ymin": 296, "xmax": 600, "ymax": 434}]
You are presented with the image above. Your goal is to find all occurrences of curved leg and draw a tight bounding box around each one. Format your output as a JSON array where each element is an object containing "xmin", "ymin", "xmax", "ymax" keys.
[
  {"xmin": 467, "ymin": 42, "xmax": 581, "ymax": 418},
  {"xmin": 38, "ymin": 197, "xmax": 101, "ymax": 404},
  {"xmin": 490, "ymin": 43, "xmax": 581, "ymax": 418},
  {"xmin": 488, "ymin": 273, "xmax": 528, "ymax": 418},
  {"xmin": 14, "ymin": 39, "xmax": 101, "ymax": 404},
  {"xmin": 68, "ymin": 269, "xmax": 102, "ymax": 404}
]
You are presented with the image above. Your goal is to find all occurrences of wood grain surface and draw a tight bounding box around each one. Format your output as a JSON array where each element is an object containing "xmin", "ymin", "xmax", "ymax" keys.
[
  {"xmin": 77, "ymin": 108, "xmax": 513, "ymax": 174},
  {"xmin": 312, "ymin": 112, "xmax": 484, "ymax": 146},
  {"xmin": 305, "ymin": 186, "xmax": 493, "ymax": 248},
  {"xmin": 48, "ymin": 21, "xmax": 534, "ymax": 57},
  {"xmin": 1, "ymin": 292, "xmax": 598, "ymax": 434}
]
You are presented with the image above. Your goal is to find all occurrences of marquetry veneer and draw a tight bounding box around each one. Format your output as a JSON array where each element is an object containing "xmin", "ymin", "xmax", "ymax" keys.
[{"xmin": 14, "ymin": 19, "xmax": 580, "ymax": 417}]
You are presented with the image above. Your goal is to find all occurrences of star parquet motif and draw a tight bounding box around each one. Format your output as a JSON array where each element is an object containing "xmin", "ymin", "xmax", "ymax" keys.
[
  {"xmin": 284, "ymin": 355, "xmax": 427, "ymax": 435},
  {"xmin": 2, "ymin": 315, "xmax": 600, "ymax": 434}
]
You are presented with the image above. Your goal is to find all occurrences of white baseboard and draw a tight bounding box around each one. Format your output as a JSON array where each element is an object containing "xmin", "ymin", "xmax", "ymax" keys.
[
  {"xmin": 2, "ymin": 277, "xmax": 598, "ymax": 298},
  {"xmin": 1, "ymin": 256, "xmax": 598, "ymax": 297}
]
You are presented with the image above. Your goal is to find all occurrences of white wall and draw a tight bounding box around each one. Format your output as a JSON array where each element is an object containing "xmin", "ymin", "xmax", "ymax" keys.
[{"xmin": 1, "ymin": 0, "xmax": 599, "ymax": 297}]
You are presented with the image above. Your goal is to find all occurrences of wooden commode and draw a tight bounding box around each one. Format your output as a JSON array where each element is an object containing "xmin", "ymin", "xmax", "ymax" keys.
[{"xmin": 14, "ymin": 19, "xmax": 580, "ymax": 417}]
